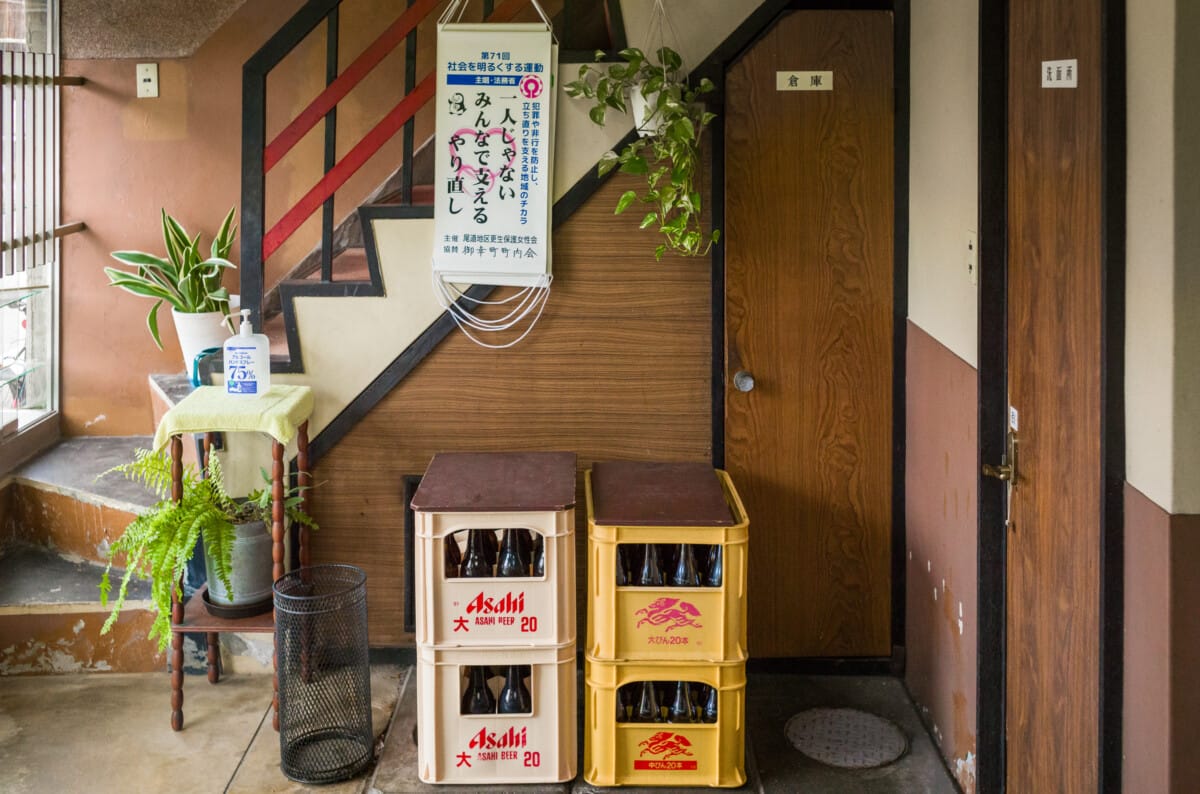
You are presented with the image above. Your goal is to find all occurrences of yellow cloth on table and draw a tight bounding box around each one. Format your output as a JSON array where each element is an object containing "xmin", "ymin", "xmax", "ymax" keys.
[{"xmin": 152, "ymin": 385, "xmax": 315, "ymax": 451}]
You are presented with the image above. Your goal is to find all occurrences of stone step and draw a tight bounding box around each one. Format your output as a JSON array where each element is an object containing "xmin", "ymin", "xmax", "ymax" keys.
[
  {"xmin": 0, "ymin": 544, "xmax": 161, "ymax": 675},
  {"xmin": 3, "ymin": 435, "xmax": 156, "ymax": 567}
]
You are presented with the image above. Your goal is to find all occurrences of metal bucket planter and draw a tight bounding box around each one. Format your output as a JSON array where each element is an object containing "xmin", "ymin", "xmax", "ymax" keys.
[{"xmin": 202, "ymin": 520, "xmax": 274, "ymax": 618}]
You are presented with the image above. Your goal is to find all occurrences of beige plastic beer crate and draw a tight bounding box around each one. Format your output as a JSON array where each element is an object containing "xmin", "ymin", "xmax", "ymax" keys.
[
  {"xmin": 584, "ymin": 655, "xmax": 746, "ymax": 788},
  {"xmin": 586, "ymin": 463, "xmax": 749, "ymax": 662},
  {"xmin": 416, "ymin": 641, "xmax": 577, "ymax": 785},
  {"xmin": 411, "ymin": 451, "xmax": 577, "ymax": 648}
]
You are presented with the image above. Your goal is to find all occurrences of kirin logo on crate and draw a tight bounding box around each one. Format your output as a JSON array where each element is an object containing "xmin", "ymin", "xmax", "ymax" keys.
[
  {"xmin": 634, "ymin": 731, "xmax": 699, "ymax": 771},
  {"xmin": 458, "ymin": 725, "xmax": 543, "ymax": 769},
  {"xmin": 634, "ymin": 597, "xmax": 703, "ymax": 646},
  {"xmin": 452, "ymin": 590, "xmax": 539, "ymax": 635}
]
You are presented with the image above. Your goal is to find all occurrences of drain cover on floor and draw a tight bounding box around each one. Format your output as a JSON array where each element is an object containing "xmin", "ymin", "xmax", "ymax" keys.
[{"xmin": 785, "ymin": 708, "xmax": 908, "ymax": 769}]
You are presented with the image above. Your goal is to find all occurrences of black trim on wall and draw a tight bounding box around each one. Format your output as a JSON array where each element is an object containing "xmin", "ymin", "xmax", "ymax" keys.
[
  {"xmin": 320, "ymin": 6, "xmax": 339, "ymax": 282},
  {"xmin": 403, "ymin": 475, "xmax": 422, "ymax": 634},
  {"xmin": 709, "ymin": 0, "xmax": 909, "ymax": 666},
  {"xmin": 710, "ymin": 77, "xmax": 726, "ymax": 471},
  {"xmin": 976, "ymin": 1, "xmax": 1008, "ymax": 791},
  {"xmin": 891, "ymin": 0, "xmax": 910, "ymax": 659},
  {"xmin": 1099, "ymin": 0, "xmax": 1126, "ymax": 788}
]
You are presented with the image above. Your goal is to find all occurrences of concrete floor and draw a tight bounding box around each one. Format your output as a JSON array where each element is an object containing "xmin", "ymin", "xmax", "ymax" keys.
[{"xmin": 0, "ymin": 666, "xmax": 958, "ymax": 794}]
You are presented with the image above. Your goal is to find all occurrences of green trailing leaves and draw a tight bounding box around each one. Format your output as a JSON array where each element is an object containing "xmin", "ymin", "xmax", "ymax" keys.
[
  {"xmin": 105, "ymin": 208, "xmax": 240, "ymax": 348},
  {"xmin": 564, "ymin": 46, "xmax": 720, "ymax": 259},
  {"xmin": 97, "ymin": 449, "xmax": 318, "ymax": 652}
]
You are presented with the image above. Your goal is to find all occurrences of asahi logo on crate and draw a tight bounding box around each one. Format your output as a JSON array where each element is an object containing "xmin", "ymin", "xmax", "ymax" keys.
[
  {"xmin": 635, "ymin": 731, "xmax": 698, "ymax": 770},
  {"xmin": 635, "ymin": 597, "xmax": 703, "ymax": 644},
  {"xmin": 458, "ymin": 726, "xmax": 544, "ymax": 768},
  {"xmin": 453, "ymin": 590, "xmax": 540, "ymax": 634}
]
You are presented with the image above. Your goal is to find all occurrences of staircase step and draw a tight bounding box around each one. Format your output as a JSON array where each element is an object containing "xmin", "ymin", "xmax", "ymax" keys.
[
  {"xmin": 5, "ymin": 436, "xmax": 156, "ymax": 566},
  {"xmin": 0, "ymin": 544, "xmax": 160, "ymax": 674},
  {"xmin": 300, "ymin": 247, "xmax": 372, "ymax": 282}
]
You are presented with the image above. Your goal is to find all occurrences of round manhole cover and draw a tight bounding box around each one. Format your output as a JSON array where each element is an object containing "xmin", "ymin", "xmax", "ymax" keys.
[{"xmin": 785, "ymin": 708, "xmax": 908, "ymax": 769}]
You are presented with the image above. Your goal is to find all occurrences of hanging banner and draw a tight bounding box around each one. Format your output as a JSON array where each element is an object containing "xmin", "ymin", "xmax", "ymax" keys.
[{"xmin": 433, "ymin": 17, "xmax": 556, "ymax": 288}]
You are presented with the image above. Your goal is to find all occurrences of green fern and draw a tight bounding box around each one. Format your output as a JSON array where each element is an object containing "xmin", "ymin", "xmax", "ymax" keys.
[{"xmin": 97, "ymin": 448, "xmax": 316, "ymax": 652}]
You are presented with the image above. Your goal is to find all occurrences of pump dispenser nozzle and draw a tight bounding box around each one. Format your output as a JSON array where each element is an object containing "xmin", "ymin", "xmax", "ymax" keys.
[{"xmin": 239, "ymin": 308, "xmax": 253, "ymax": 336}]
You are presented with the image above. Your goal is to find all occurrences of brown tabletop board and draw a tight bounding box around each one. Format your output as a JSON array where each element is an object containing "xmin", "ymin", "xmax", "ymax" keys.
[
  {"xmin": 590, "ymin": 461, "xmax": 734, "ymax": 527},
  {"xmin": 411, "ymin": 451, "xmax": 578, "ymax": 512}
]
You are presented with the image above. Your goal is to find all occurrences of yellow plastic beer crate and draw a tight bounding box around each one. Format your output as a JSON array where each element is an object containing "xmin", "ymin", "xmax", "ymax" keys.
[
  {"xmin": 412, "ymin": 451, "xmax": 576, "ymax": 648},
  {"xmin": 586, "ymin": 464, "xmax": 749, "ymax": 662},
  {"xmin": 416, "ymin": 642, "xmax": 577, "ymax": 785},
  {"xmin": 584, "ymin": 655, "xmax": 746, "ymax": 788}
]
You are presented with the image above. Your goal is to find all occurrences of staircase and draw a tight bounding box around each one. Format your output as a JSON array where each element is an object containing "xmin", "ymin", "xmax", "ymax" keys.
[{"xmin": 0, "ymin": 437, "xmax": 164, "ymax": 674}]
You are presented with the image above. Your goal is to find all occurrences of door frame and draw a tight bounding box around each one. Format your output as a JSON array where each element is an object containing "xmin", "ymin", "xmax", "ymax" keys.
[
  {"xmin": 975, "ymin": 0, "xmax": 1125, "ymax": 790},
  {"xmin": 707, "ymin": 0, "xmax": 910, "ymax": 671}
]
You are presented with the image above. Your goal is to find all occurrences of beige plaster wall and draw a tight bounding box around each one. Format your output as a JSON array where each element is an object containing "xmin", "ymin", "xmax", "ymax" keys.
[
  {"xmin": 1126, "ymin": 0, "xmax": 1177, "ymax": 512},
  {"xmin": 1173, "ymin": 0, "xmax": 1200, "ymax": 515},
  {"xmin": 907, "ymin": 0, "xmax": 979, "ymax": 367}
]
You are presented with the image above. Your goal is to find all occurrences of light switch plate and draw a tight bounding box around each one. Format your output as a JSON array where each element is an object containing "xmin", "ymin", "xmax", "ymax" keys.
[{"xmin": 136, "ymin": 63, "xmax": 159, "ymax": 98}]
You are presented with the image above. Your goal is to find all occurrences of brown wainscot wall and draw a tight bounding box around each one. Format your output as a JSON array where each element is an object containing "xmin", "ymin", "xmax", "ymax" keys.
[
  {"xmin": 904, "ymin": 320, "xmax": 978, "ymax": 793},
  {"xmin": 1123, "ymin": 483, "xmax": 1200, "ymax": 793}
]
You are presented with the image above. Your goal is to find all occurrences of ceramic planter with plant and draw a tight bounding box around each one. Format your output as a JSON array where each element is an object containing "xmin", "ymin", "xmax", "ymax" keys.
[
  {"xmin": 105, "ymin": 207, "xmax": 239, "ymax": 372},
  {"xmin": 565, "ymin": 46, "xmax": 719, "ymax": 259},
  {"xmin": 98, "ymin": 449, "xmax": 317, "ymax": 650}
]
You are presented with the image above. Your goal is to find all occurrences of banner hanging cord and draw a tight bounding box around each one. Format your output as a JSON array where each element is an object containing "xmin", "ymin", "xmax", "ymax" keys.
[{"xmin": 432, "ymin": 272, "xmax": 553, "ymax": 349}]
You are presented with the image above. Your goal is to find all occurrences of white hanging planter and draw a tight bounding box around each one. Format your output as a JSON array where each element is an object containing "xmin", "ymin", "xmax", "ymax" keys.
[
  {"xmin": 630, "ymin": 88, "xmax": 663, "ymax": 137},
  {"xmin": 171, "ymin": 297, "xmax": 236, "ymax": 374}
]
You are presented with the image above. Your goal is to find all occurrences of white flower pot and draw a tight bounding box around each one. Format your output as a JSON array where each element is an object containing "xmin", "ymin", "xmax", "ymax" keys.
[
  {"xmin": 631, "ymin": 89, "xmax": 663, "ymax": 137},
  {"xmin": 172, "ymin": 306, "xmax": 234, "ymax": 374}
]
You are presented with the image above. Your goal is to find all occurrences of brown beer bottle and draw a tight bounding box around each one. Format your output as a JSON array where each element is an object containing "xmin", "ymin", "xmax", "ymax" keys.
[
  {"xmin": 701, "ymin": 683, "xmax": 718, "ymax": 723},
  {"xmin": 615, "ymin": 545, "xmax": 630, "ymax": 586},
  {"xmin": 497, "ymin": 664, "xmax": 532, "ymax": 714},
  {"xmin": 482, "ymin": 529, "xmax": 499, "ymax": 567},
  {"xmin": 616, "ymin": 683, "xmax": 631, "ymax": 722},
  {"xmin": 516, "ymin": 528, "xmax": 533, "ymax": 560},
  {"xmin": 461, "ymin": 666, "xmax": 496, "ymax": 714},
  {"xmin": 496, "ymin": 528, "xmax": 529, "ymax": 577},
  {"xmin": 637, "ymin": 544, "xmax": 665, "ymax": 586},
  {"xmin": 670, "ymin": 543, "xmax": 701, "ymax": 587},
  {"xmin": 632, "ymin": 680, "xmax": 664, "ymax": 722},
  {"xmin": 460, "ymin": 529, "xmax": 492, "ymax": 578},
  {"xmin": 668, "ymin": 680, "xmax": 698, "ymax": 723},
  {"xmin": 705, "ymin": 544, "xmax": 723, "ymax": 588},
  {"xmin": 531, "ymin": 533, "xmax": 545, "ymax": 577},
  {"xmin": 444, "ymin": 534, "xmax": 462, "ymax": 578}
]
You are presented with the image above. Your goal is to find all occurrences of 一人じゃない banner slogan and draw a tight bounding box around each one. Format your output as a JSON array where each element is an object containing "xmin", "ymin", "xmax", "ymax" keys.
[{"xmin": 433, "ymin": 20, "xmax": 556, "ymax": 288}]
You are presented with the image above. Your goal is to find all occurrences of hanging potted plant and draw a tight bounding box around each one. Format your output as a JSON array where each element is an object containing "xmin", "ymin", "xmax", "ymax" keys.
[
  {"xmin": 565, "ymin": 44, "xmax": 720, "ymax": 260},
  {"xmin": 104, "ymin": 207, "xmax": 239, "ymax": 372},
  {"xmin": 98, "ymin": 449, "xmax": 317, "ymax": 650}
]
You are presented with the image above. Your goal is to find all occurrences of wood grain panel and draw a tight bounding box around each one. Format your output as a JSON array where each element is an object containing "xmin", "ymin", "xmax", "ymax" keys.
[
  {"xmin": 1006, "ymin": 1, "xmax": 1102, "ymax": 790},
  {"xmin": 724, "ymin": 11, "xmax": 894, "ymax": 657},
  {"xmin": 310, "ymin": 172, "xmax": 713, "ymax": 645}
]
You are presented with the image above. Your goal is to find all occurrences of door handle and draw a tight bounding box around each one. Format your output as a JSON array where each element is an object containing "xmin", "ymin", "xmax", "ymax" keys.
[
  {"xmin": 733, "ymin": 370, "xmax": 755, "ymax": 393},
  {"xmin": 982, "ymin": 430, "xmax": 1018, "ymax": 485},
  {"xmin": 982, "ymin": 462, "xmax": 1013, "ymax": 481}
]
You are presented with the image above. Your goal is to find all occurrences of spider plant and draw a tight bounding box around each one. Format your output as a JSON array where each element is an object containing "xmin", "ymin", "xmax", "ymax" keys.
[{"xmin": 104, "ymin": 207, "xmax": 238, "ymax": 349}]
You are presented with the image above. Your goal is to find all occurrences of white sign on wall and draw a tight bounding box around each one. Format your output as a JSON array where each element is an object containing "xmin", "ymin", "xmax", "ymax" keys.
[{"xmin": 433, "ymin": 16, "xmax": 557, "ymax": 288}]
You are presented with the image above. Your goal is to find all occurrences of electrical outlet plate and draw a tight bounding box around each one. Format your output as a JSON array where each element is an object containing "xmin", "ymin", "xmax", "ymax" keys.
[{"xmin": 136, "ymin": 63, "xmax": 159, "ymax": 98}]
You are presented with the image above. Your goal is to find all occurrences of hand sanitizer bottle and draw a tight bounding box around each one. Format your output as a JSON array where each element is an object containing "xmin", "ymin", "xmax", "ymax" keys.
[{"xmin": 224, "ymin": 309, "xmax": 271, "ymax": 396}]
